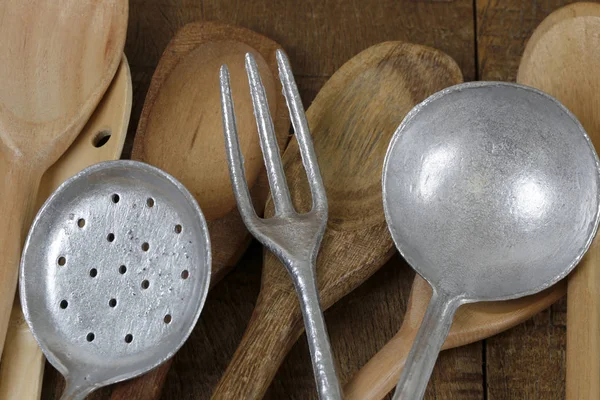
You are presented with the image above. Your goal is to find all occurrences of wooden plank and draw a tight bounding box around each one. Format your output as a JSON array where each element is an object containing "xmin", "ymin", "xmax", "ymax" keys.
[
  {"xmin": 39, "ymin": 1, "xmax": 478, "ymax": 399},
  {"xmin": 476, "ymin": 1, "xmax": 581, "ymax": 398}
]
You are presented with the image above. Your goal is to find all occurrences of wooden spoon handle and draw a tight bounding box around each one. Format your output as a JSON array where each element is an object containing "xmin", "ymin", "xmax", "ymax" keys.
[
  {"xmin": 567, "ymin": 235, "xmax": 600, "ymax": 399},
  {"xmin": 210, "ymin": 291, "xmax": 302, "ymax": 399},
  {"xmin": 0, "ymin": 159, "xmax": 39, "ymax": 358},
  {"xmin": 0, "ymin": 297, "xmax": 44, "ymax": 399}
]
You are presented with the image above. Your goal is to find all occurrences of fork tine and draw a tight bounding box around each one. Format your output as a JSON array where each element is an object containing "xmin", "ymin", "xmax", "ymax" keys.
[
  {"xmin": 245, "ymin": 52, "xmax": 295, "ymax": 216},
  {"xmin": 275, "ymin": 50, "xmax": 327, "ymax": 213},
  {"xmin": 220, "ymin": 64, "xmax": 259, "ymax": 223}
]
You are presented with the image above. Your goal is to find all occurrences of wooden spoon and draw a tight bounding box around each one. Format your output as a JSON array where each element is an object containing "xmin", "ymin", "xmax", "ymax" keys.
[
  {"xmin": 0, "ymin": 0, "xmax": 127, "ymax": 358},
  {"xmin": 344, "ymin": 6, "xmax": 598, "ymax": 398},
  {"xmin": 211, "ymin": 41, "xmax": 463, "ymax": 399},
  {"xmin": 517, "ymin": 3, "xmax": 600, "ymax": 399},
  {"xmin": 109, "ymin": 21, "xmax": 289, "ymax": 400},
  {"xmin": 0, "ymin": 55, "xmax": 132, "ymax": 400}
]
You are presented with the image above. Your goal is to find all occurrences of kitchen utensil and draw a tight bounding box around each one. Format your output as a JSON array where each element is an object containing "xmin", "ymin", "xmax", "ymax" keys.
[
  {"xmin": 344, "ymin": 6, "xmax": 600, "ymax": 397},
  {"xmin": 0, "ymin": 0, "xmax": 127, "ymax": 357},
  {"xmin": 212, "ymin": 41, "xmax": 463, "ymax": 399},
  {"xmin": 110, "ymin": 21, "xmax": 289, "ymax": 400},
  {"xmin": 222, "ymin": 50, "xmax": 340, "ymax": 399},
  {"xmin": 518, "ymin": 3, "xmax": 600, "ymax": 398},
  {"xmin": 20, "ymin": 161, "xmax": 211, "ymax": 400},
  {"xmin": 383, "ymin": 82, "xmax": 600, "ymax": 400},
  {"xmin": 0, "ymin": 55, "xmax": 133, "ymax": 400}
]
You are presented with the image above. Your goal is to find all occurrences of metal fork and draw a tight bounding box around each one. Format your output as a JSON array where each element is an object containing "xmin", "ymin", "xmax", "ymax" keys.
[{"xmin": 219, "ymin": 50, "xmax": 342, "ymax": 400}]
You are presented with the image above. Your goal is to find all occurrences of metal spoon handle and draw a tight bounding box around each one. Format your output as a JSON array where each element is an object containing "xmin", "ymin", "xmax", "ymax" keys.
[
  {"xmin": 60, "ymin": 378, "xmax": 95, "ymax": 400},
  {"xmin": 291, "ymin": 261, "xmax": 342, "ymax": 400},
  {"xmin": 392, "ymin": 287, "xmax": 462, "ymax": 400}
]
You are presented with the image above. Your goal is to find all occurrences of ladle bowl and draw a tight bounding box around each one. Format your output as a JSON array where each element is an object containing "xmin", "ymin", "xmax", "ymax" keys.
[{"xmin": 383, "ymin": 82, "xmax": 600, "ymax": 399}]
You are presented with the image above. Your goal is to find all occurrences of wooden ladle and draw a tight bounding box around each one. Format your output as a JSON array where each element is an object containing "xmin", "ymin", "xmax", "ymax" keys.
[
  {"xmin": 0, "ymin": 55, "xmax": 132, "ymax": 400},
  {"xmin": 518, "ymin": 3, "xmax": 600, "ymax": 399},
  {"xmin": 0, "ymin": 0, "xmax": 127, "ymax": 357},
  {"xmin": 344, "ymin": 6, "xmax": 598, "ymax": 399},
  {"xmin": 211, "ymin": 41, "xmax": 463, "ymax": 399},
  {"xmin": 109, "ymin": 22, "xmax": 289, "ymax": 400}
]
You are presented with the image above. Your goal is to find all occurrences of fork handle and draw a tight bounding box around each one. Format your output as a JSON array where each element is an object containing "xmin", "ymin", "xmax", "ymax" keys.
[{"xmin": 291, "ymin": 262, "xmax": 342, "ymax": 400}]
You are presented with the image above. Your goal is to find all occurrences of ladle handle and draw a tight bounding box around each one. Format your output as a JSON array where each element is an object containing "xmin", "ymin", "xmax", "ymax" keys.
[
  {"xmin": 392, "ymin": 286, "xmax": 461, "ymax": 400},
  {"xmin": 292, "ymin": 261, "xmax": 342, "ymax": 400}
]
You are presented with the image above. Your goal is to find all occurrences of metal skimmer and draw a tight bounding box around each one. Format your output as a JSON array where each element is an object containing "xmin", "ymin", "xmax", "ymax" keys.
[{"xmin": 20, "ymin": 160, "xmax": 211, "ymax": 400}]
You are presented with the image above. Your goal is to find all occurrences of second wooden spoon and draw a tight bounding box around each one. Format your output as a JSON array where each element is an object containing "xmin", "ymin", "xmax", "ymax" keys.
[{"xmin": 211, "ymin": 41, "xmax": 463, "ymax": 399}]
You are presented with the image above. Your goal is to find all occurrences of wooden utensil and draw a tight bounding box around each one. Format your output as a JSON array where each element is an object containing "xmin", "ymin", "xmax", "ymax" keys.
[
  {"xmin": 0, "ymin": 0, "xmax": 127, "ymax": 358},
  {"xmin": 211, "ymin": 41, "xmax": 463, "ymax": 399},
  {"xmin": 517, "ymin": 3, "xmax": 600, "ymax": 399},
  {"xmin": 0, "ymin": 55, "xmax": 132, "ymax": 400},
  {"xmin": 109, "ymin": 21, "xmax": 289, "ymax": 400}
]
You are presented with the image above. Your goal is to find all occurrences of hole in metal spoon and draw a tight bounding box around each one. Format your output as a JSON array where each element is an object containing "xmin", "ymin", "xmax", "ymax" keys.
[
  {"xmin": 181, "ymin": 270, "xmax": 189, "ymax": 280},
  {"xmin": 164, "ymin": 314, "xmax": 172, "ymax": 324},
  {"xmin": 141, "ymin": 242, "xmax": 149, "ymax": 251},
  {"xmin": 86, "ymin": 333, "xmax": 95, "ymax": 342},
  {"xmin": 109, "ymin": 298, "xmax": 117, "ymax": 308},
  {"xmin": 119, "ymin": 265, "xmax": 127, "ymax": 274},
  {"xmin": 92, "ymin": 130, "xmax": 111, "ymax": 148},
  {"xmin": 77, "ymin": 218, "xmax": 85, "ymax": 228},
  {"xmin": 175, "ymin": 224, "xmax": 182, "ymax": 234},
  {"xmin": 146, "ymin": 198, "xmax": 155, "ymax": 208},
  {"xmin": 125, "ymin": 334, "xmax": 133, "ymax": 343},
  {"xmin": 107, "ymin": 233, "xmax": 115, "ymax": 242},
  {"xmin": 141, "ymin": 280, "xmax": 150, "ymax": 289},
  {"xmin": 111, "ymin": 194, "xmax": 120, "ymax": 204},
  {"xmin": 60, "ymin": 300, "xmax": 68, "ymax": 309},
  {"xmin": 89, "ymin": 268, "xmax": 98, "ymax": 278},
  {"xmin": 57, "ymin": 257, "xmax": 66, "ymax": 266}
]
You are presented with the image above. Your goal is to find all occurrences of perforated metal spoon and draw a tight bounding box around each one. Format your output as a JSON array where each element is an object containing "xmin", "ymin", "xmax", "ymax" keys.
[
  {"xmin": 19, "ymin": 160, "xmax": 211, "ymax": 400},
  {"xmin": 383, "ymin": 82, "xmax": 600, "ymax": 400}
]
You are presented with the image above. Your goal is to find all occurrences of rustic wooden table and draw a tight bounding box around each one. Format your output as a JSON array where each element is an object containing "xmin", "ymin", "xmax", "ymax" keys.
[{"xmin": 41, "ymin": 1, "xmax": 590, "ymax": 399}]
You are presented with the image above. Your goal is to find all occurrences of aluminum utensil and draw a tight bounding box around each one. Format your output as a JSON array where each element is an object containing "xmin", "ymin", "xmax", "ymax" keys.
[
  {"xmin": 20, "ymin": 160, "xmax": 211, "ymax": 400},
  {"xmin": 382, "ymin": 82, "xmax": 600, "ymax": 400},
  {"xmin": 220, "ymin": 50, "xmax": 342, "ymax": 399}
]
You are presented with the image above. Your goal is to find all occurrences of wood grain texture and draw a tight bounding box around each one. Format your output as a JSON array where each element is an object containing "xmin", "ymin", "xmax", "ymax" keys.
[
  {"xmin": 211, "ymin": 41, "xmax": 463, "ymax": 399},
  {"xmin": 517, "ymin": 4, "xmax": 600, "ymax": 399},
  {"xmin": 0, "ymin": 0, "xmax": 127, "ymax": 361},
  {"xmin": 0, "ymin": 56, "xmax": 132, "ymax": 400}
]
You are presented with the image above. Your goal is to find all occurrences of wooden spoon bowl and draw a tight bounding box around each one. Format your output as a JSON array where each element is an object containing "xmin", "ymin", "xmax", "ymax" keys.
[
  {"xmin": 0, "ymin": 55, "xmax": 132, "ymax": 400},
  {"xmin": 109, "ymin": 21, "xmax": 289, "ymax": 400},
  {"xmin": 211, "ymin": 41, "xmax": 463, "ymax": 399},
  {"xmin": 0, "ymin": 0, "xmax": 127, "ymax": 357}
]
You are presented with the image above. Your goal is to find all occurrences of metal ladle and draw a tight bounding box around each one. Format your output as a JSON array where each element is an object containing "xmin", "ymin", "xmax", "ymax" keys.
[
  {"xmin": 382, "ymin": 82, "xmax": 600, "ymax": 400},
  {"xmin": 20, "ymin": 161, "xmax": 211, "ymax": 400}
]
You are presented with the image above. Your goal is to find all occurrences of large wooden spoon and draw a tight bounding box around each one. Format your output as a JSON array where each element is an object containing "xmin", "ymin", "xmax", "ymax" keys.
[
  {"xmin": 109, "ymin": 21, "xmax": 289, "ymax": 400},
  {"xmin": 0, "ymin": 0, "xmax": 127, "ymax": 358},
  {"xmin": 518, "ymin": 3, "xmax": 600, "ymax": 399},
  {"xmin": 211, "ymin": 41, "xmax": 463, "ymax": 399},
  {"xmin": 344, "ymin": 6, "xmax": 597, "ymax": 398},
  {"xmin": 0, "ymin": 55, "xmax": 132, "ymax": 400}
]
